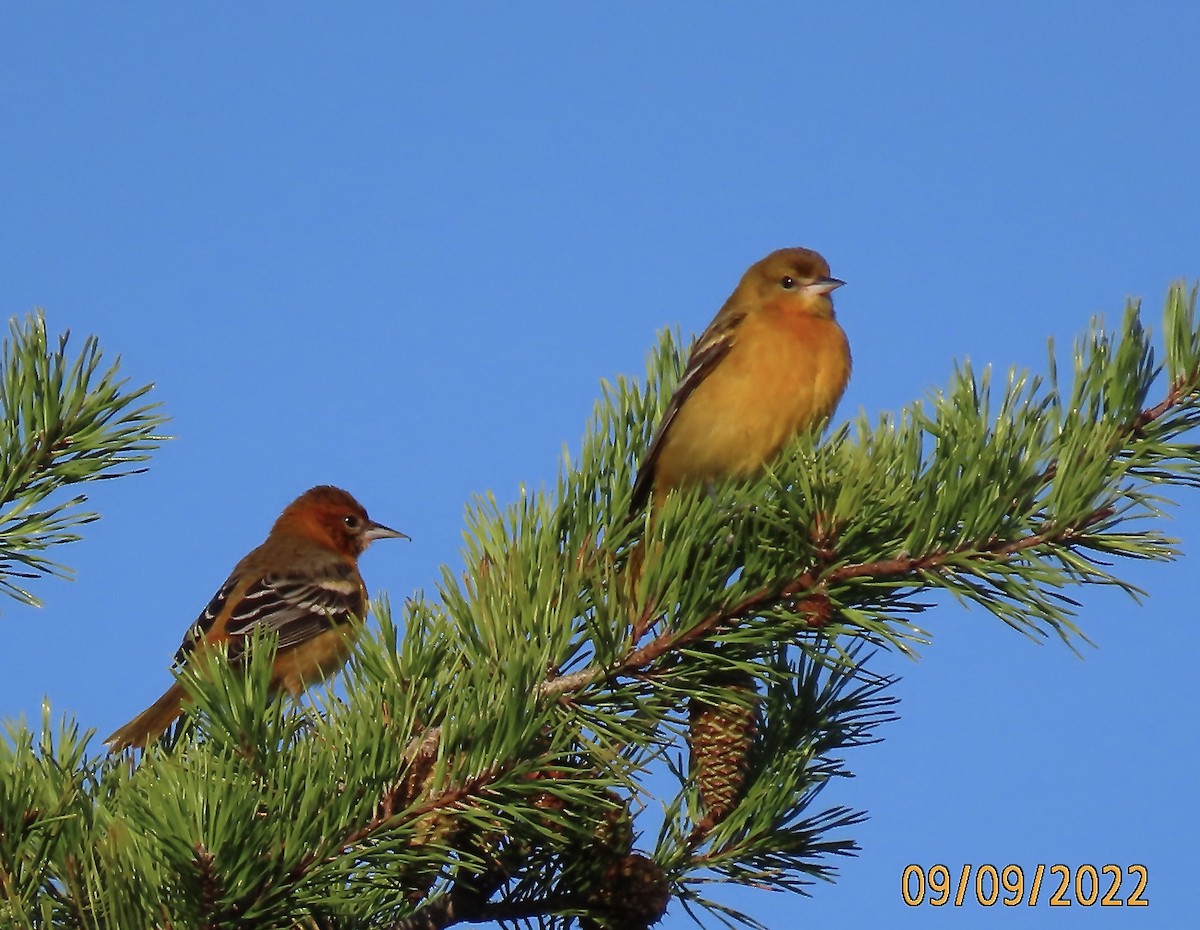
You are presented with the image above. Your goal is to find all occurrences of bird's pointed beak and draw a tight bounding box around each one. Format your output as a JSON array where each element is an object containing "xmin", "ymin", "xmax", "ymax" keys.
[
  {"xmin": 807, "ymin": 276, "xmax": 845, "ymax": 296},
  {"xmin": 365, "ymin": 521, "xmax": 410, "ymax": 543}
]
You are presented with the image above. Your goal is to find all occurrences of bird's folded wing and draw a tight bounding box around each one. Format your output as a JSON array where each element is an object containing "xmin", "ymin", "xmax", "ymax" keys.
[
  {"xmin": 174, "ymin": 570, "xmax": 367, "ymax": 665},
  {"xmin": 630, "ymin": 314, "xmax": 742, "ymax": 512}
]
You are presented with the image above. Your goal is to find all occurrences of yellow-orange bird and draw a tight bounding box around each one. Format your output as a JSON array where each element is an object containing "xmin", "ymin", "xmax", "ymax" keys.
[{"xmin": 631, "ymin": 247, "xmax": 850, "ymax": 514}]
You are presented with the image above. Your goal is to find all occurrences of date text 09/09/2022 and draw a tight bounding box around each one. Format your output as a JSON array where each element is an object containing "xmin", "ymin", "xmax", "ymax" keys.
[{"xmin": 902, "ymin": 864, "xmax": 1148, "ymax": 908}]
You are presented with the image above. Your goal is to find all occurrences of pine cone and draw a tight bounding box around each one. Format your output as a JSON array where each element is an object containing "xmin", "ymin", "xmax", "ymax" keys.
[
  {"xmin": 387, "ymin": 746, "xmax": 461, "ymax": 902},
  {"xmin": 592, "ymin": 790, "xmax": 634, "ymax": 860},
  {"xmin": 581, "ymin": 853, "xmax": 670, "ymax": 930},
  {"xmin": 687, "ymin": 670, "xmax": 759, "ymax": 835}
]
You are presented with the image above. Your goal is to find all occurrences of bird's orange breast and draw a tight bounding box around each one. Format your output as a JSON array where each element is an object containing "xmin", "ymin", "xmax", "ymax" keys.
[
  {"xmin": 654, "ymin": 309, "xmax": 850, "ymax": 491},
  {"xmin": 270, "ymin": 627, "xmax": 359, "ymax": 696}
]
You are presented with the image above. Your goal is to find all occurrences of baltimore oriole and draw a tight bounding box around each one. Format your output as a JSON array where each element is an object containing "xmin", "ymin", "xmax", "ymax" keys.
[
  {"xmin": 105, "ymin": 485, "xmax": 407, "ymax": 751},
  {"xmin": 631, "ymin": 246, "xmax": 850, "ymax": 514}
]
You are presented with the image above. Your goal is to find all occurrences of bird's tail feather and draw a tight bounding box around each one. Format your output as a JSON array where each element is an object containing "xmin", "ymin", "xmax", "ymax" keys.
[{"xmin": 104, "ymin": 684, "xmax": 186, "ymax": 752}]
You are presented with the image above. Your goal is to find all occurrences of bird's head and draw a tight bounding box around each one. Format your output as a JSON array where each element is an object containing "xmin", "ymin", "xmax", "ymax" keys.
[
  {"xmin": 276, "ymin": 485, "xmax": 409, "ymax": 558},
  {"xmin": 741, "ymin": 247, "xmax": 844, "ymax": 320}
]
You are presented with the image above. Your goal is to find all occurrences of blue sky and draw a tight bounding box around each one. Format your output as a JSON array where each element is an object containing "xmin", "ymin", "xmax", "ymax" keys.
[{"xmin": 2, "ymin": 4, "xmax": 1198, "ymax": 927}]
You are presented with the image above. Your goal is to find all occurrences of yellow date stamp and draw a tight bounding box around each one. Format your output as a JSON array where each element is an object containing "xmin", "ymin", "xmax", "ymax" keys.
[{"xmin": 902, "ymin": 863, "xmax": 1148, "ymax": 907}]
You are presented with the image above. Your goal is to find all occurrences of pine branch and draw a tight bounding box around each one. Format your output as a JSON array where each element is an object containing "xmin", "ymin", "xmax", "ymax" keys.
[
  {"xmin": 0, "ymin": 310, "xmax": 168, "ymax": 608},
  {"xmin": 371, "ymin": 282, "xmax": 1200, "ymax": 929}
]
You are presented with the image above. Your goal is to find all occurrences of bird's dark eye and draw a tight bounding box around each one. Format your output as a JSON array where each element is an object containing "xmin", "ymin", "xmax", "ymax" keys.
[
  {"xmin": 343, "ymin": 514, "xmax": 361, "ymax": 530},
  {"xmin": 780, "ymin": 276, "xmax": 796, "ymax": 290}
]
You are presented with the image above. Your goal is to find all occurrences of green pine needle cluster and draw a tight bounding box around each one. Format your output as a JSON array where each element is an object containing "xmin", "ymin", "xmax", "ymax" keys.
[
  {"xmin": 0, "ymin": 311, "xmax": 167, "ymax": 607},
  {"xmin": 2, "ymin": 283, "xmax": 1200, "ymax": 929}
]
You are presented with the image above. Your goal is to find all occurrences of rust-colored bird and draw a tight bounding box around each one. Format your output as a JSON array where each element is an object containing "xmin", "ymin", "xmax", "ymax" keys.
[
  {"xmin": 631, "ymin": 246, "xmax": 851, "ymax": 514},
  {"xmin": 105, "ymin": 485, "xmax": 407, "ymax": 751}
]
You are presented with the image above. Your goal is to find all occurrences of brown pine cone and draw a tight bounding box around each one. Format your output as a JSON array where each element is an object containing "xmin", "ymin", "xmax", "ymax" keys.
[
  {"xmin": 687, "ymin": 669, "xmax": 759, "ymax": 836},
  {"xmin": 581, "ymin": 853, "xmax": 670, "ymax": 930}
]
